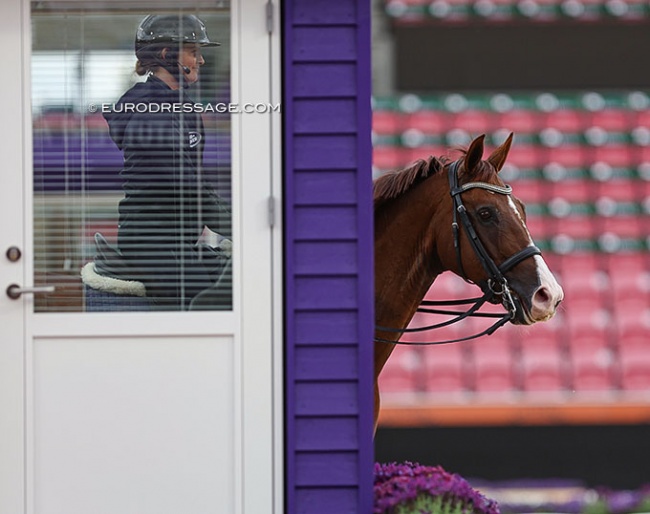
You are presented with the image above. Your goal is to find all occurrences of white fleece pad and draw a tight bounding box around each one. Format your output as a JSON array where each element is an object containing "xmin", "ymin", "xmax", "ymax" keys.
[{"xmin": 81, "ymin": 262, "xmax": 147, "ymax": 297}]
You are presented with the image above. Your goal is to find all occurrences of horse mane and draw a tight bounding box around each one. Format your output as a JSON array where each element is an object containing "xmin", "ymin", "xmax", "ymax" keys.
[
  {"xmin": 373, "ymin": 155, "xmax": 444, "ymax": 208},
  {"xmin": 373, "ymin": 147, "xmax": 497, "ymax": 208}
]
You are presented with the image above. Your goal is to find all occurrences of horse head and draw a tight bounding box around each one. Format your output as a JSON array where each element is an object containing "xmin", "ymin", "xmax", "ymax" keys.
[
  {"xmin": 438, "ymin": 133, "xmax": 564, "ymax": 325},
  {"xmin": 372, "ymin": 133, "xmax": 565, "ymax": 432}
]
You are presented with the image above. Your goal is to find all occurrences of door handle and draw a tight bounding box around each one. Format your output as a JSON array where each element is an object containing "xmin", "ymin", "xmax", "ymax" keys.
[{"xmin": 6, "ymin": 284, "xmax": 56, "ymax": 300}]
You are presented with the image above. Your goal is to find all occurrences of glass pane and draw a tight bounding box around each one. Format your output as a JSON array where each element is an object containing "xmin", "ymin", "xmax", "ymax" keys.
[{"xmin": 32, "ymin": 2, "xmax": 232, "ymax": 312}]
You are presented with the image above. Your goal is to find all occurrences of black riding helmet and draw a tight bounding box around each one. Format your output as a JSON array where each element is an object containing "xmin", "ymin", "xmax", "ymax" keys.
[{"xmin": 135, "ymin": 14, "xmax": 220, "ymax": 53}]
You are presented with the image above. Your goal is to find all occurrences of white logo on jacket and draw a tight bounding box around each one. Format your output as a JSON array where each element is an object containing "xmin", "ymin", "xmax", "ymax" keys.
[{"xmin": 189, "ymin": 132, "xmax": 201, "ymax": 148}]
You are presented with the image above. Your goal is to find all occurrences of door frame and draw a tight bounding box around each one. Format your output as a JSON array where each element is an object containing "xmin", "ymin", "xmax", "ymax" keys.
[{"xmin": 0, "ymin": 0, "xmax": 283, "ymax": 513}]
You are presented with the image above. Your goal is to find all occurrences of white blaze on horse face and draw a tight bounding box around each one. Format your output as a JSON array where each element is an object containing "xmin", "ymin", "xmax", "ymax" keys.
[
  {"xmin": 530, "ymin": 254, "xmax": 564, "ymax": 321},
  {"xmin": 506, "ymin": 196, "xmax": 564, "ymax": 322},
  {"xmin": 507, "ymin": 196, "xmax": 533, "ymax": 243}
]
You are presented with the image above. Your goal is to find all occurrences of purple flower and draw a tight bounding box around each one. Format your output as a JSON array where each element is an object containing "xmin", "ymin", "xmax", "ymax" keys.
[
  {"xmin": 597, "ymin": 488, "xmax": 645, "ymax": 514},
  {"xmin": 374, "ymin": 462, "xmax": 500, "ymax": 514}
]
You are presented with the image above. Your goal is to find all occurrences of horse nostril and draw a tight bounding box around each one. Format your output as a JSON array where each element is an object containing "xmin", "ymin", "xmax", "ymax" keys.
[{"xmin": 534, "ymin": 286, "xmax": 551, "ymax": 307}]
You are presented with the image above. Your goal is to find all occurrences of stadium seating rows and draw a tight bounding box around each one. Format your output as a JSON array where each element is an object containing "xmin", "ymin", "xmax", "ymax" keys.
[
  {"xmin": 375, "ymin": 91, "xmax": 650, "ymax": 403},
  {"xmin": 383, "ymin": 0, "xmax": 650, "ymax": 23},
  {"xmin": 379, "ymin": 265, "xmax": 650, "ymax": 400}
]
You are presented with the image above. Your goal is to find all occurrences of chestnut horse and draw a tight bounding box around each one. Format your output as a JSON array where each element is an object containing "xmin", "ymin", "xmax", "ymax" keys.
[{"xmin": 373, "ymin": 134, "xmax": 564, "ymax": 430}]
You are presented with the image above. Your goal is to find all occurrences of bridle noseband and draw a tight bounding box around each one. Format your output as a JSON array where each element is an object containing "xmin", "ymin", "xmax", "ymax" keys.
[{"xmin": 375, "ymin": 159, "xmax": 542, "ymax": 345}]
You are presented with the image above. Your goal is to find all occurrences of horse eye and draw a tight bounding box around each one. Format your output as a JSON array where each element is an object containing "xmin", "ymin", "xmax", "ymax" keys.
[{"xmin": 477, "ymin": 208, "xmax": 493, "ymax": 221}]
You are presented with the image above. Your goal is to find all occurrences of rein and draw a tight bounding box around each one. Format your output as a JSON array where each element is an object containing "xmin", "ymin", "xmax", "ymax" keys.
[{"xmin": 375, "ymin": 160, "xmax": 542, "ymax": 346}]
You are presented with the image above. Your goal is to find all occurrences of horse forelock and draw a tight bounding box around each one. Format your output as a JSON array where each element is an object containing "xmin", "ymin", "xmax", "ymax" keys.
[{"xmin": 373, "ymin": 155, "xmax": 443, "ymax": 207}]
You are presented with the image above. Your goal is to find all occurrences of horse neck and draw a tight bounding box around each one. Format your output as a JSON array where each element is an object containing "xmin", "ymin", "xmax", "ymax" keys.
[{"xmin": 374, "ymin": 174, "xmax": 449, "ymax": 337}]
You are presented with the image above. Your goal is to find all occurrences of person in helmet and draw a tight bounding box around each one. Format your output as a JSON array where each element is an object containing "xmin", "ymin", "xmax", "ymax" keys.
[
  {"xmin": 134, "ymin": 14, "xmax": 220, "ymax": 88},
  {"xmin": 98, "ymin": 14, "xmax": 231, "ymax": 309}
]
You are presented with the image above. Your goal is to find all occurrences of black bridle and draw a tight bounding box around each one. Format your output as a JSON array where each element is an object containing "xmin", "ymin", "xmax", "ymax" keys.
[{"xmin": 375, "ymin": 160, "xmax": 542, "ymax": 345}]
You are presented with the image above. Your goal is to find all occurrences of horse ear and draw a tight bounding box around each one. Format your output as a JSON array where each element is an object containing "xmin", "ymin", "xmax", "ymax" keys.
[
  {"xmin": 487, "ymin": 132, "xmax": 514, "ymax": 172},
  {"xmin": 464, "ymin": 134, "xmax": 485, "ymax": 173}
]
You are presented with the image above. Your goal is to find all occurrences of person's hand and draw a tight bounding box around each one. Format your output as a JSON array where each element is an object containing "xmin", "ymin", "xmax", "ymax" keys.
[
  {"xmin": 217, "ymin": 238, "xmax": 232, "ymax": 258},
  {"xmin": 197, "ymin": 226, "xmax": 232, "ymax": 258}
]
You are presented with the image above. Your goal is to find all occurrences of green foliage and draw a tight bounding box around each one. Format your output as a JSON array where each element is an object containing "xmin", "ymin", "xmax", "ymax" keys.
[{"xmin": 393, "ymin": 493, "xmax": 484, "ymax": 514}]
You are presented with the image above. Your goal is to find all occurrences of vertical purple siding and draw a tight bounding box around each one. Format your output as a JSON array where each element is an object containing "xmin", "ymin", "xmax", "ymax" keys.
[{"xmin": 284, "ymin": 0, "xmax": 374, "ymax": 513}]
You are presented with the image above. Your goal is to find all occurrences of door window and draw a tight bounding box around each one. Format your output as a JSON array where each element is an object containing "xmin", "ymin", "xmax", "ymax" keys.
[{"xmin": 32, "ymin": 2, "xmax": 232, "ymax": 312}]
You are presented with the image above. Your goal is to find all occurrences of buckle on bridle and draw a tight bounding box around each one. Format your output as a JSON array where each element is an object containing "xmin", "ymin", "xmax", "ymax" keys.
[{"xmin": 487, "ymin": 278, "xmax": 517, "ymax": 319}]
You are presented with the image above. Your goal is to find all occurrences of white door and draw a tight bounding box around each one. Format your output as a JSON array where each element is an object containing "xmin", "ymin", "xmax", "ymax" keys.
[{"xmin": 0, "ymin": 1, "xmax": 281, "ymax": 513}]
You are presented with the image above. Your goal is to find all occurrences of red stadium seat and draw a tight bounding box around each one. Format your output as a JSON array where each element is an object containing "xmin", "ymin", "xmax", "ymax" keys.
[
  {"xmin": 590, "ymin": 109, "xmax": 634, "ymax": 132},
  {"xmin": 519, "ymin": 344, "xmax": 566, "ymax": 395},
  {"xmin": 569, "ymin": 319, "xmax": 613, "ymax": 347},
  {"xmin": 407, "ymin": 111, "xmax": 450, "ymax": 134},
  {"xmin": 558, "ymin": 253, "xmax": 607, "ymax": 288},
  {"xmin": 470, "ymin": 329, "xmax": 517, "ymax": 395},
  {"xmin": 373, "ymin": 147, "xmax": 407, "ymax": 172},
  {"xmin": 506, "ymin": 145, "xmax": 544, "ymax": 171},
  {"xmin": 635, "ymin": 110, "xmax": 650, "ymax": 129},
  {"xmin": 560, "ymin": 252, "xmax": 603, "ymax": 272},
  {"xmin": 544, "ymin": 110, "xmax": 590, "ymax": 132},
  {"xmin": 613, "ymin": 305, "xmax": 650, "ymax": 342},
  {"xmin": 525, "ymin": 215, "xmax": 552, "ymax": 240},
  {"xmin": 541, "ymin": 252, "xmax": 563, "ymax": 277},
  {"xmin": 404, "ymin": 146, "xmax": 448, "ymax": 165},
  {"xmin": 451, "ymin": 110, "xmax": 496, "ymax": 134},
  {"xmin": 548, "ymin": 180, "xmax": 592, "ymax": 203},
  {"xmin": 378, "ymin": 346, "xmax": 424, "ymax": 394},
  {"xmin": 595, "ymin": 179, "xmax": 636, "ymax": 202},
  {"xmin": 612, "ymin": 293, "xmax": 650, "ymax": 323},
  {"xmin": 545, "ymin": 145, "xmax": 587, "ymax": 169},
  {"xmin": 638, "ymin": 146, "xmax": 650, "ymax": 166},
  {"xmin": 592, "ymin": 145, "xmax": 635, "ymax": 168},
  {"xmin": 570, "ymin": 344, "xmax": 616, "ymax": 392},
  {"xmin": 619, "ymin": 341, "xmax": 650, "ymax": 392},
  {"xmin": 567, "ymin": 327, "xmax": 616, "ymax": 392},
  {"xmin": 600, "ymin": 216, "xmax": 645, "ymax": 239},
  {"xmin": 516, "ymin": 318, "xmax": 567, "ymax": 395},
  {"xmin": 372, "ymin": 111, "xmax": 403, "ymax": 135},
  {"xmin": 423, "ymin": 342, "xmax": 469, "ymax": 394},
  {"xmin": 509, "ymin": 179, "xmax": 544, "ymax": 204},
  {"xmin": 553, "ymin": 215, "xmax": 598, "ymax": 239},
  {"xmin": 606, "ymin": 251, "xmax": 648, "ymax": 276},
  {"xmin": 606, "ymin": 253, "xmax": 650, "ymax": 307},
  {"xmin": 498, "ymin": 110, "xmax": 543, "ymax": 133},
  {"xmin": 560, "ymin": 268, "xmax": 609, "ymax": 311},
  {"xmin": 559, "ymin": 263, "xmax": 609, "ymax": 294},
  {"xmin": 566, "ymin": 308, "xmax": 611, "ymax": 342}
]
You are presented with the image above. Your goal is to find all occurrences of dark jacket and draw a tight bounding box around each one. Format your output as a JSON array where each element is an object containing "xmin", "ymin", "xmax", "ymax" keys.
[{"xmin": 103, "ymin": 76, "xmax": 231, "ymax": 306}]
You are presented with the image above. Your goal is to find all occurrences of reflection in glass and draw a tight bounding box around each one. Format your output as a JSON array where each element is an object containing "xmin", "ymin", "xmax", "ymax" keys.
[{"xmin": 32, "ymin": 4, "xmax": 232, "ymax": 312}]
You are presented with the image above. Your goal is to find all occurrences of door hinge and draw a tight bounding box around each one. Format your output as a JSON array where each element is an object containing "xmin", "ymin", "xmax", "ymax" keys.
[
  {"xmin": 268, "ymin": 196, "xmax": 277, "ymax": 228},
  {"xmin": 265, "ymin": 0, "xmax": 274, "ymax": 34}
]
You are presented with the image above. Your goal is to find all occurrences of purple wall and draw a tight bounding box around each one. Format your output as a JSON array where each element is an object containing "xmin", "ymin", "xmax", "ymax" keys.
[{"xmin": 283, "ymin": 0, "xmax": 374, "ymax": 512}]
